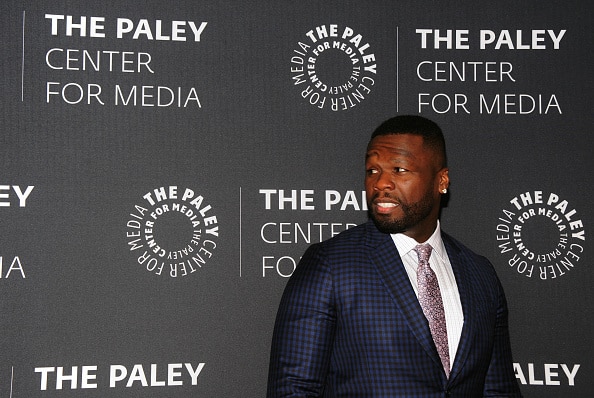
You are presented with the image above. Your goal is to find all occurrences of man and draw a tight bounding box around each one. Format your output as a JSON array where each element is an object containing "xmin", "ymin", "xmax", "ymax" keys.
[{"xmin": 267, "ymin": 115, "xmax": 522, "ymax": 397}]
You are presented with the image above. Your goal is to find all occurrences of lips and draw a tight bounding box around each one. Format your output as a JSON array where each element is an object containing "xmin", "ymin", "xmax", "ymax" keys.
[{"xmin": 373, "ymin": 199, "xmax": 400, "ymax": 214}]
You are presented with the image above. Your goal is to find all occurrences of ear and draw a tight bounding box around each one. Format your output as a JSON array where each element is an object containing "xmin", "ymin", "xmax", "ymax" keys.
[{"xmin": 438, "ymin": 168, "xmax": 449, "ymax": 194}]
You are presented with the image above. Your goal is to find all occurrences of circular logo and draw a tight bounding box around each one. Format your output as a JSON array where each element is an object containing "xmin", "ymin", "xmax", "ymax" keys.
[
  {"xmin": 126, "ymin": 186, "xmax": 219, "ymax": 278},
  {"xmin": 495, "ymin": 190, "xmax": 585, "ymax": 280},
  {"xmin": 290, "ymin": 24, "xmax": 377, "ymax": 111}
]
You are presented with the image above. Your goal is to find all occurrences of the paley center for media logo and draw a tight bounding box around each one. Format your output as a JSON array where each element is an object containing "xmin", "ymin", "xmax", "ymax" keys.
[
  {"xmin": 495, "ymin": 190, "xmax": 585, "ymax": 281},
  {"xmin": 126, "ymin": 186, "xmax": 219, "ymax": 278},
  {"xmin": 290, "ymin": 24, "xmax": 377, "ymax": 111}
]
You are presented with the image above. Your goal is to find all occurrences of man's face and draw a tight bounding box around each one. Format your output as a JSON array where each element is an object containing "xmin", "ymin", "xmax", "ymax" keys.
[{"xmin": 365, "ymin": 133, "xmax": 449, "ymax": 242}]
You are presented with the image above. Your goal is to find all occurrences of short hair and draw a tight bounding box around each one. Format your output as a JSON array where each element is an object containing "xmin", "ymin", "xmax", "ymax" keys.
[{"xmin": 369, "ymin": 115, "xmax": 448, "ymax": 168}]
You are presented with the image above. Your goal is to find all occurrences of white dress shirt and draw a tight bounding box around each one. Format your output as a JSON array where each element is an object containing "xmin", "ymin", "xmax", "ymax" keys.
[{"xmin": 390, "ymin": 220, "xmax": 464, "ymax": 370}]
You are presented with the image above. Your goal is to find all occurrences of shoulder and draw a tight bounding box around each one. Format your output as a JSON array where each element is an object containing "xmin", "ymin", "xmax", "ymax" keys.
[
  {"xmin": 276, "ymin": 224, "xmax": 375, "ymax": 311},
  {"xmin": 297, "ymin": 222, "xmax": 368, "ymax": 266},
  {"xmin": 442, "ymin": 231, "xmax": 504, "ymax": 292},
  {"xmin": 320, "ymin": 221, "xmax": 369, "ymax": 248},
  {"xmin": 442, "ymin": 232, "xmax": 492, "ymax": 266},
  {"xmin": 292, "ymin": 221, "xmax": 381, "ymax": 277},
  {"xmin": 303, "ymin": 220, "xmax": 388, "ymax": 259}
]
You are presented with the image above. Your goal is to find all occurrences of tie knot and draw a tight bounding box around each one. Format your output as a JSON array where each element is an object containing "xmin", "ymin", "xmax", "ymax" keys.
[{"xmin": 414, "ymin": 243, "xmax": 433, "ymax": 264}]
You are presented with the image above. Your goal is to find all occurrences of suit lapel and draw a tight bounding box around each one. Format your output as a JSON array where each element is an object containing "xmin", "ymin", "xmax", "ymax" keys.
[
  {"xmin": 442, "ymin": 233, "xmax": 475, "ymax": 382},
  {"xmin": 364, "ymin": 221, "xmax": 444, "ymax": 371}
]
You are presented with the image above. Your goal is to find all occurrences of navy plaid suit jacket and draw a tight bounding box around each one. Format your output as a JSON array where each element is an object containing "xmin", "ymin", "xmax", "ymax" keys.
[{"xmin": 267, "ymin": 220, "xmax": 522, "ymax": 397}]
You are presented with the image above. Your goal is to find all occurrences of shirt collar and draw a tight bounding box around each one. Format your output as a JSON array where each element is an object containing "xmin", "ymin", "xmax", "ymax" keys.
[{"xmin": 390, "ymin": 220, "xmax": 447, "ymax": 262}]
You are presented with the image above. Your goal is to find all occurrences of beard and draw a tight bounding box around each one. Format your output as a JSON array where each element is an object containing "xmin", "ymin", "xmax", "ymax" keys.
[{"xmin": 368, "ymin": 189, "xmax": 436, "ymax": 235}]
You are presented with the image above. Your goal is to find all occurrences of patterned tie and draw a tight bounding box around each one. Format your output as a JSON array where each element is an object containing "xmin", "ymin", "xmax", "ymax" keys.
[{"xmin": 414, "ymin": 243, "xmax": 450, "ymax": 377}]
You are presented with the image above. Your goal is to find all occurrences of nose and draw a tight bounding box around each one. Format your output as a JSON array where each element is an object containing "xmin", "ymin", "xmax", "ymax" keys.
[{"xmin": 373, "ymin": 171, "xmax": 394, "ymax": 191}]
